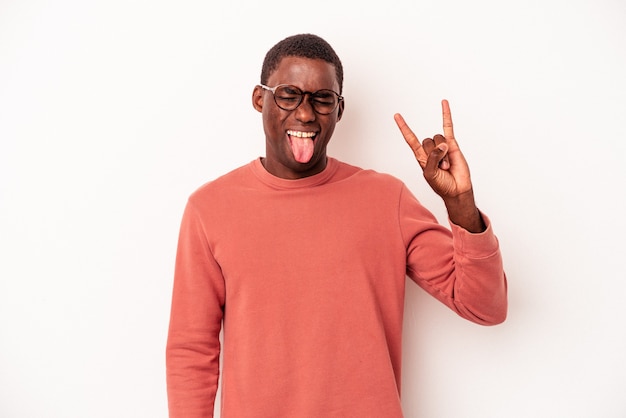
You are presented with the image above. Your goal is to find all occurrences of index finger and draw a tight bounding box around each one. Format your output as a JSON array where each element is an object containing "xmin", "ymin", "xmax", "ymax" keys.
[
  {"xmin": 442, "ymin": 99, "xmax": 455, "ymax": 140},
  {"xmin": 394, "ymin": 113, "xmax": 422, "ymax": 154}
]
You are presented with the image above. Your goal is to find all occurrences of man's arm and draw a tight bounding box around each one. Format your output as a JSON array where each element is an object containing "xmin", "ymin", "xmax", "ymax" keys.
[
  {"xmin": 166, "ymin": 201, "xmax": 225, "ymax": 418},
  {"xmin": 394, "ymin": 100, "xmax": 507, "ymax": 323}
]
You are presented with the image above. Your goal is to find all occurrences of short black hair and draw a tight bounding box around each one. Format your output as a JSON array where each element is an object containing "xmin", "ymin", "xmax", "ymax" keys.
[{"xmin": 260, "ymin": 33, "xmax": 344, "ymax": 94}]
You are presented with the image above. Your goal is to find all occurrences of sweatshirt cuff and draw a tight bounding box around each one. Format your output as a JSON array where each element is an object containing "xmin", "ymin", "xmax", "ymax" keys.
[{"xmin": 449, "ymin": 211, "xmax": 500, "ymax": 258}]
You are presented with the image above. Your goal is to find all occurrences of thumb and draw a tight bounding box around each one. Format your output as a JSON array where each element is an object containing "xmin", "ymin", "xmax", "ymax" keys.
[{"xmin": 425, "ymin": 143, "xmax": 448, "ymax": 174}]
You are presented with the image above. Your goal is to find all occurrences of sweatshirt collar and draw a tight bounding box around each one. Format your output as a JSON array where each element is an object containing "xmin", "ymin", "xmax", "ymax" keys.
[{"xmin": 250, "ymin": 157, "xmax": 339, "ymax": 190}]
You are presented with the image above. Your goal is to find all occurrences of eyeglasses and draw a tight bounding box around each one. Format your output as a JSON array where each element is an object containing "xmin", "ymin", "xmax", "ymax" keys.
[{"xmin": 260, "ymin": 84, "xmax": 343, "ymax": 115}]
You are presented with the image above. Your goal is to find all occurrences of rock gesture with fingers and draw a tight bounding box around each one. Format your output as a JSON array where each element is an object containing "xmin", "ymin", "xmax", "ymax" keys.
[{"xmin": 394, "ymin": 100, "xmax": 486, "ymax": 233}]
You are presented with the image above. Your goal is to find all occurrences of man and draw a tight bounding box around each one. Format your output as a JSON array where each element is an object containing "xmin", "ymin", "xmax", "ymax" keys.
[{"xmin": 166, "ymin": 33, "xmax": 507, "ymax": 417}]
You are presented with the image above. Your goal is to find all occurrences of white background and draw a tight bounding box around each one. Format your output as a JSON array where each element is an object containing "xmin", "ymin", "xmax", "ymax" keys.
[{"xmin": 1, "ymin": 0, "xmax": 625, "ymax": 417}]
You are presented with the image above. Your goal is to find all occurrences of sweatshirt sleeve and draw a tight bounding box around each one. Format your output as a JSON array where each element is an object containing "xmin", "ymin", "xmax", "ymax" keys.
[
  {"xmin": 400, "ymin": 185, "xmax": 508, "ymax": 325},
  {"xmin": 166, "ymin": 199, "xmax": 225, "ymax": 417}
]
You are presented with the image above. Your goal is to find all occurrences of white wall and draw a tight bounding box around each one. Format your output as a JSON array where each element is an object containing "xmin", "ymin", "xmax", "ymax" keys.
[{"xmin": 1, "ymin": 0, "xmax": 624, "ymax": 417}]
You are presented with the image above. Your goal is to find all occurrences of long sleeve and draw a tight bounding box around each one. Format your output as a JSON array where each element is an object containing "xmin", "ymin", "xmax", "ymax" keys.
[
  {"xmin": 166, "ymin": 200, "xmax": 225, "ymax": 418},
  {"xmin": 400, "ymin": 185, "xmax": 508, "ymax": 325}
]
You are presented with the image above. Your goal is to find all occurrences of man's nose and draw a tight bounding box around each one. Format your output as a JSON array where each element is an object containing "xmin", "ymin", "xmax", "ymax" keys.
[{"xmin": 294, "ymin": 94, "xmax": 316, "ymax": 122}]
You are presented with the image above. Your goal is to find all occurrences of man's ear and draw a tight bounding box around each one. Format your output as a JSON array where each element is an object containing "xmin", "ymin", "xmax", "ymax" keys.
[{"xmin": 252, "ymin": 85, "xmax": 264, "ymax": 113}]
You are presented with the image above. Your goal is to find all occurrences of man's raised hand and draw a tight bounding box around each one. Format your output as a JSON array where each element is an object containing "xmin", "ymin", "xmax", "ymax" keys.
[
  {"xmin": 394, "ymin": 100, "xmax": 485, "ymax": 232},
  {"xmin": 393, "ymin": 99, "xmax": 472, "ymax": 200}
]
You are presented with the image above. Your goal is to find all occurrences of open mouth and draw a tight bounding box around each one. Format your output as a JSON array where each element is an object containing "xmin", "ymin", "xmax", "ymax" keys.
[{"xmin": 287, "ymin": 130, "xmax": 317, "ymax": 163}]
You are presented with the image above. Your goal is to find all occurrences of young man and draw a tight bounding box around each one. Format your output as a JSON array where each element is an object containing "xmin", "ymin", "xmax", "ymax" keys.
[{"xmin": 166, "ymin": 33, "xmax": 507, "ymax": 417}]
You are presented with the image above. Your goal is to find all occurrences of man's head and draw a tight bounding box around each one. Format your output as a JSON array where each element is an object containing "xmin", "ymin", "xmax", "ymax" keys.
[
  {"xmin": 253, "ymin": 34, "xmax": 345, "ymax": 180},
  {"xmin": 260, "ymin": 34, "xmax": 343, "ymax": 94}
]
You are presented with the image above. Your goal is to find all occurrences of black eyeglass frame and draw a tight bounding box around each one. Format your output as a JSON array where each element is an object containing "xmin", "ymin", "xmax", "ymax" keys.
[{"xmin": 259, "ymin": 84, "xmax": 344, "ymax": 115}]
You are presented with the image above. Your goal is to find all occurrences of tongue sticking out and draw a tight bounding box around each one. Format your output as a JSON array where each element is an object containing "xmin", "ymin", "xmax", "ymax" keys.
[{"xmin": 289, "ymin": 135, "xmax": 315, "ymax": 163}]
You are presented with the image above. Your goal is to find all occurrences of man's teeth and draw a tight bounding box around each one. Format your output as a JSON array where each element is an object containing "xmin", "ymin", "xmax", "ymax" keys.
[{"xmin": 287, "ymin": 130, "xmax": 316, "ymax": 138}]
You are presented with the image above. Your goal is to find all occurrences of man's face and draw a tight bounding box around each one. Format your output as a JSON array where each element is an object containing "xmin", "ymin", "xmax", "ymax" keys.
[{"xmin": 252, "ymin": 56, "xmax": 344, "ymax": 179}]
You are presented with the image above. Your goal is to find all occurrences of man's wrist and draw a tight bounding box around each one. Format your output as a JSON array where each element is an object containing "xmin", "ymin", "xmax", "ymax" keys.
[{"xmin": 443, "ymin": 190, "xmax": 486, "ymax": 233}]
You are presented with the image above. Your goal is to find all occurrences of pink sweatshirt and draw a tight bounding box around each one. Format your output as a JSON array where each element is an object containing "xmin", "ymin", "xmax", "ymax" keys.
[{"xmin": 166, "ymin": 157, "xmax": 507, "ymax": 417}]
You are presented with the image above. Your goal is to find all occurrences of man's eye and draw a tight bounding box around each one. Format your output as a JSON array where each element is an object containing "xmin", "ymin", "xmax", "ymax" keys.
[
  {"xmin": 278, "ymin": 96, "xmax": 299, "ymax": 102},
  {"xmin": 313, "ymin": 96, "xmax": 334, "ymax": 105}
]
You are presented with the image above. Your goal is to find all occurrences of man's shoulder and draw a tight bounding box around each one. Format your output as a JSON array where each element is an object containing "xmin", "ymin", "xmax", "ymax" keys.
[
  {"xmin": 334, "ymin": 159, "xmax": 404, "ymax": 188},
  {"xmin": 189, "ymin": 161, "xmax": 255, "ymax": 201}
]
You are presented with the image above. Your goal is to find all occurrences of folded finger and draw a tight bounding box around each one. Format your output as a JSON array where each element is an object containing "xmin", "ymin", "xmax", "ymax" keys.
[
  {"xmin": 433, "ymin": 134, "xmax": 450, "ymax": 170},
  {"xmin": 422, "ymin": 137, "xmax": 435, "ymax": 155}
]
